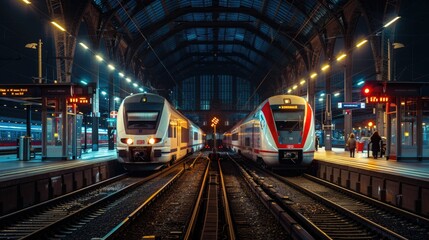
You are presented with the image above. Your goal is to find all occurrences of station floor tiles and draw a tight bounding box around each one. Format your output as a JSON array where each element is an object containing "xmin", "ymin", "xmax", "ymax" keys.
[
  {"xmin": 0, "ymin": 148, "xmax": 118, "ymax": 181},
  {"xmin": 314, "ymin": 147, "xmax": 429, "ymax": 181}
]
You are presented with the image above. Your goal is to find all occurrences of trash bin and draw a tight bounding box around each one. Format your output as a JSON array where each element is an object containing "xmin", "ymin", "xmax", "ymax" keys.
[
  {"xmin": 19, "ymin": 136, "xmax": 31, "ymax": 161},
  {"xmin": 356, "ymin": 141, "xmax": 364, "ymax": 153}
]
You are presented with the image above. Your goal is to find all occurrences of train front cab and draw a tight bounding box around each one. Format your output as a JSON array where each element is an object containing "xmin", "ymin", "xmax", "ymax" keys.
[
  {"xmin": 257, "ymin": 97, "xmax": 315, "ymax": 169},
  {"xmin": 117, "ymin": 95, "xmax": 172, "ymax": 170}
]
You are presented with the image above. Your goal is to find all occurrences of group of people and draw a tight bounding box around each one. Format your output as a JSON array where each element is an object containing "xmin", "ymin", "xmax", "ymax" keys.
[{"xmin": 346, "ymin": 131, "xmax": 382, "ymax": 159}]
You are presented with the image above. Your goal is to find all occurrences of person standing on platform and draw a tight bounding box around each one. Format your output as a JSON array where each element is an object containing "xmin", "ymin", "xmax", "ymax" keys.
[
  {"xmin": 370, "ymin": 131, "xmax": 382, "ymax": 159},
  {"xmin": 346, "ymin": 133, "xmax": 356, "ymax": 157}
]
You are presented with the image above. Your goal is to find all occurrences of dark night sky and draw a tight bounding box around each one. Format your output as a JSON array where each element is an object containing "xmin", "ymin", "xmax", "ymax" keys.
[{"xmin": 0, "ymin": 0, "xmax": 428, "ymax": 85}]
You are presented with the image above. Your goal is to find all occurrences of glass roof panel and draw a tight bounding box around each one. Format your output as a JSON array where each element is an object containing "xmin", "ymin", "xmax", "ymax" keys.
[
  {"xmin": 240, "ymin": 0, "xmax": 264, "ymax": 9},
  {"xmin": 218, "ymin": 0, "xmax": 241, "ymax": 8},
  {"xmin": 92, "ymin": 0, "xmax": 351, "ymax": 91},
  {"xmin": 190, "ymin": 0, "xmax": 213, "ymax": 7},
  {"xmin": 148, "ymin": 25, "xmax": 171, "ymax": 43}
]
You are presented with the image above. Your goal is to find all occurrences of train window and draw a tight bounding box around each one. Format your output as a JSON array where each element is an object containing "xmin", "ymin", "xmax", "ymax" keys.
[
  {"xmin": 232, "ymin": 133, "xmax": 238, "ymax": 141},
  {"xmin": 194, "ymin": 132, "xmax": 198, "ymax": 140},
  {"xmin": 245, "ymin": 137, "xmax": 250, "ymax": 146},
  {"xmin": 127, "ymin": 112, "xmax": 159, "ymax": 129},
  {"xmin": 168, "ymin": 125, "xmax": 173, "ymax": 138}
]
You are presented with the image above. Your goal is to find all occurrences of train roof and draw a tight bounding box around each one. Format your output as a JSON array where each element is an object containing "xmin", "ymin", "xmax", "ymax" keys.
[{"xmin": 121, "ymin": 93, "xmax": 203, "ymax": 132}]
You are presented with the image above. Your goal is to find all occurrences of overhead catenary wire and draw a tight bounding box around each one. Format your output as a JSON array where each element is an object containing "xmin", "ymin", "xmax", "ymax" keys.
[{"xmin": 245, "ymin": 1, "xmax": 323, "ymax": 107}]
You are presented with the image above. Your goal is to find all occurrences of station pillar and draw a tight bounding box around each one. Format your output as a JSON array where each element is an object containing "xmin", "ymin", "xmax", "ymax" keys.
[{"xmin": 324, "ymin": 94, "xmax": 332, "ymax": 151}]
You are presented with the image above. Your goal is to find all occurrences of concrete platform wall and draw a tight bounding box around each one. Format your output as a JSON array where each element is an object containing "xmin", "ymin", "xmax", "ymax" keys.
[
  {"xmin": 314, "ymin": 160, "xmax": 429, "ymax": 218},
  {"xmin": 0, "ymin": 160, "xmax": 123, "ymax": 216}
]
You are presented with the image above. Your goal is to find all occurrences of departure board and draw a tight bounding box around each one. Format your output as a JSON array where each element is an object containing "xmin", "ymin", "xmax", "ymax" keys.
[
  {"xmin": 0, "ymin": 86, "xmax": 40, "ymax": 97},
  {"xmin": 0, "ymin": 84, "xmax": 95, "ymax": 98}
]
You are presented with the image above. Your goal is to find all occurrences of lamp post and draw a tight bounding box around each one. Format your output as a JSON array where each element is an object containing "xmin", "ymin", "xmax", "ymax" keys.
[
  {"xmin": 23, "ymin": 39, "xmax": 42, "ymax": 140},
  {"xmin": 25, "ymin": 39, "xmax": 42, "ymax": 83},
  {"xmin": 211, "ymin": 117, "xmax": 219, "ymax": 153}
]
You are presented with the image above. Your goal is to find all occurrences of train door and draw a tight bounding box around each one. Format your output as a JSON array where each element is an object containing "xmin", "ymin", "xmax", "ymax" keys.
[
  {"xmin": 251, "ymin": 121, "xmax": 255, "ymax": 150},
  {"xmin": 169, "ymin": 120, "xmax": 178, "ymax": 160},
  {"xmin": 239, "ymin": 126, "xmax": 244, "ymax": 152},
  {"xmin": 176, "ymin": 123, "xmax": 182, "ymax": 159}
]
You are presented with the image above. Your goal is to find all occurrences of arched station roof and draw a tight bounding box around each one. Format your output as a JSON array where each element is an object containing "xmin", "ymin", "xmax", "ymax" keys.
[{"xmin": 89, "ymin": 0, "xmax": 350, "ymax": 94}]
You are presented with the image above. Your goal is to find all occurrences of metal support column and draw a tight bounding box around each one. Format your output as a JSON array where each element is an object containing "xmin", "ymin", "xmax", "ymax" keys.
[
  {"xmin": 395, "ymin": 97, "xmax": 402, "ymax": 158},
  {"xmin": 307, "ymin": 71, "xmax": 316, "ymax": 118},
  {"xmin": 92, "ymin": 59, "xmax": 100, "ymax": 151},
  {"xmin": 26, "ymin": 105, "xmax": 31, "ymax": 137},
  {"xmin": 108, "ymin": 71, "xmax": 115, "ymax": 150},
  {"xmin": 343, "ymin": 57, "xmax": 353, "ymax": 144},
  {"xmin": 42, "ymin": 97, "xmax": 47, "ymax": 159},
  {"xmin": 324, "ymin": 94, "xmax": 332, "ymax": 151},
  {"xmin": 324, "ymin": 66, "xmax": 332, "ymax": 151},
  {"xmin": 61, "ymin": 98, "xmax": 67, "ymax": 159}
]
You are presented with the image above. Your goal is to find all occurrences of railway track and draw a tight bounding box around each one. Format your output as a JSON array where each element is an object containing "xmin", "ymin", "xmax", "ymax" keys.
[
  {"xmin": 0, "ymin": 173, "xmax": 131, "ymax": 239},
  {"xmin": 286, "ymin": 174, "xmax": 429, "ymax": 239},
  {"xmin": 235, "ymin": 153, "xmax": 429, "ymax": 239},
  {"xmin": 221, "ymin": 154, "xmax": 291, "ymax": 239},
  {"xmin": 0, "ymin": 154, "xmax": 197, "ymax": 239},
  {"xmin": 101, "ymin": 153, "xmax": 209, "ymax": 239},
  {"xmin": 106, "ymin": 152, "xmax": 289, "ymax": 240}
]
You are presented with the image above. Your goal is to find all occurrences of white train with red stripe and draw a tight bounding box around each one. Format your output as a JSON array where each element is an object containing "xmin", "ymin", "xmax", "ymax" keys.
[
  {"xmin": 224, "ymin": 95, "xmax": 315, "ymax": 169},
  {"xmin": 116, "ymin": 93, "xmax": 204, "ymax": 171}
]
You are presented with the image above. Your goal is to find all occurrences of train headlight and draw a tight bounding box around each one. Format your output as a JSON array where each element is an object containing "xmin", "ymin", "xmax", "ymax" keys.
[
  {"xmin": 120, "ymin": 138, "xmax": 133, "ymax": 145},
  {"xmin": 148, "ymin": 137, "xmax": 162, "ymax": 144}
]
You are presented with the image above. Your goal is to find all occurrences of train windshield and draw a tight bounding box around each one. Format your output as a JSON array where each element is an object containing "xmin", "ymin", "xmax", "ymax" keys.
[
  {"xmin": 273, "ymin": 110, "xmax": 304, "ymax": 144},
  {"xmin": 273, "ymin": 111, "xmax": 304, "ymax": 131},
  {"xmin": 127, "ymin": 112, "xmax": 159, "ymax": 129}
]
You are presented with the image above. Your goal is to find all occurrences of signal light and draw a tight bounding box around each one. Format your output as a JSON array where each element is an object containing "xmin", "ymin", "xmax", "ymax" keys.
[{"xmin": 363, "ymin": 87, "xmax": 371, "ymax": 95}]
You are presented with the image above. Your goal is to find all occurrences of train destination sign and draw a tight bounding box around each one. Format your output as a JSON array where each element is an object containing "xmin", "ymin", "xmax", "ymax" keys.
[{"xmin": 337, "ymin": 102, "xmax": 365, "ymax": 109}]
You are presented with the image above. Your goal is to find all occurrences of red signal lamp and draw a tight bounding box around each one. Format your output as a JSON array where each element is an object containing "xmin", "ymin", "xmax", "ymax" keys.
[{"xmin": 363, "ymin": 87, "xmax": 371, "ymax": 95}]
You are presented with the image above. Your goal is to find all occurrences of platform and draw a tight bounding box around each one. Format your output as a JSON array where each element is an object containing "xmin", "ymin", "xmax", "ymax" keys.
[
  {"xmin": 0, "ymin": 148, "xmax": 118, "ymax": 181},
  {"xmin": 313, "ymin": 147, "xmax": 429, "ymax": 218},
  {"xmin": 0, "ymin": 148, "xmax": 122, "ymax": 216},
  {"xmin": 314, "ymin": 147, "xmax": 429, "ymax": 181}
]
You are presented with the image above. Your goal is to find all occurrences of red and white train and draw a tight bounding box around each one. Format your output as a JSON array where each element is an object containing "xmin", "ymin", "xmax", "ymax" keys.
[
  {"xmin": 224, "ymin": 95, "xmax": 315, "ymax": 169},
  {"xmin": 116, "ymin": 93, "xmax": 204, "ymax": 171}
]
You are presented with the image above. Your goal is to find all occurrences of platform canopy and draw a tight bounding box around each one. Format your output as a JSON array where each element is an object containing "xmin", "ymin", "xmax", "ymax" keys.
[{"xmin": 91, "ymin": 0, "xmax": 350, "ymax": 94}]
